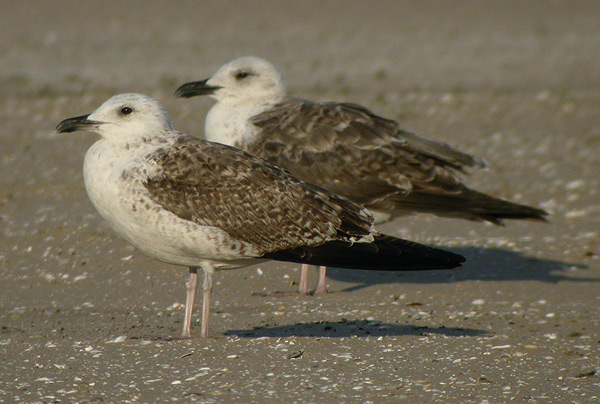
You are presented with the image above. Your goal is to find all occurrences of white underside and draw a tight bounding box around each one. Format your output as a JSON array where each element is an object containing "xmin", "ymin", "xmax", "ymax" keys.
[{"xmin": 83, "ymin": 138, "xmax": 262, "ymax": 273}]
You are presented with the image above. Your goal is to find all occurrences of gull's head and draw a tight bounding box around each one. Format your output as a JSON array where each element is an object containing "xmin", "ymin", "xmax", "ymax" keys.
[
  {"xmin": 56, "ymin": 93, "xmax": 174, "ymax": 142},
  {"xmin": 175, "ymin": 56, "xmax": 286, "ymax": 103}
]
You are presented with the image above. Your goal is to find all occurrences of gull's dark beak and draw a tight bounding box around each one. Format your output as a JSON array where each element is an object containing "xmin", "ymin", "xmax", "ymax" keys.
[
  {"xmin": 55, "ymin": 114, "xmax": 100, "ymax": 133},
  {"xmin": 175, "ymin": 79, "xmax": 223, "ymax": 98}
]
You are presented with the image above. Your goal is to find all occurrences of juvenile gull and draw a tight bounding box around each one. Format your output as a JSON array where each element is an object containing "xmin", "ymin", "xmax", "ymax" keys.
[
  {"xmin": 56, "ymin": 93, "xmax": 465, "ymax": 338},
  {"xmin": 176, "ymin": 56, "xmax": 548, "ymax": 294}
]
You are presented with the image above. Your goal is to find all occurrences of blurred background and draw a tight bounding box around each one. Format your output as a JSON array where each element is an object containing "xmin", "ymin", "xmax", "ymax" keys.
[{"xmin": 2, "ymin": 1, "xmax": 599, "ymax": 94}]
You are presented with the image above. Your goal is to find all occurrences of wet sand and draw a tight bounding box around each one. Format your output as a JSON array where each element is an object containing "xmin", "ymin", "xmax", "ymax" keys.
[{"xmin": 1, "ymin": 1, "xmax": 599, "ymax": 403}]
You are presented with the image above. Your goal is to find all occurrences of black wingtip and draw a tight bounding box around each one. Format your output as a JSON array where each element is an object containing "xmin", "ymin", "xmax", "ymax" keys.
[
  {"xmin": 480, "ymin": 206, "xmax": 550, "ymax": 225},
  {"xmin": 393, "ymin": 189, "xmax": 550, "ymax": 226},
  {"xmin": 263, "ymin": 234, "xmax": 465, "ymax": 272}
]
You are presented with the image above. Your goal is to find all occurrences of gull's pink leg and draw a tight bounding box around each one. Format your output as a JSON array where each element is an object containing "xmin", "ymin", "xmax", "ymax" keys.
[
  {"xmin": 314, "ymin": 266, "xmax": 328, "ymax": 295},
  {"xmin": 298, "ymin": 264, "xmax": 310, "ymax": 295},
  {"xmin": 200, "ymin": 270, "xmax": 214, "ymax": 338},
  {"xmin": 181, "ymin": 267, "xmax": 198, "ymax": 338}
]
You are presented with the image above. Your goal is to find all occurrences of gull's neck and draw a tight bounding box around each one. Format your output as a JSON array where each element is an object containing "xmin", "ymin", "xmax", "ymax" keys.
[
  {"xmin": 94, "ymin": 129, "xmax": 177, "ymax": 152},
  {"xmin": 205, "ymin": 95, "xmax": 285, "ymax": 147}
]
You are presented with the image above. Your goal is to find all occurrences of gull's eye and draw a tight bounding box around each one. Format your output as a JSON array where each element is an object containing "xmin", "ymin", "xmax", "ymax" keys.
[
  {"xmin": 120, "ymin": 106, "xmax": 133, "ymax": 115},
  {"xmin": 235, "ymin": 71, "xmax": 250, "ymax": 80}
]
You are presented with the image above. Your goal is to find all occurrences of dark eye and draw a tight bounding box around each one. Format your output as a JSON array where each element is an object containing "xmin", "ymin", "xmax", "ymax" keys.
[
  {"xmin": 235, "ymin": 71, "xmax": 250, "ymax": 80},
  {"xmin": 120, "ymin": 106, "xmax": 133, "ymax": 115}
]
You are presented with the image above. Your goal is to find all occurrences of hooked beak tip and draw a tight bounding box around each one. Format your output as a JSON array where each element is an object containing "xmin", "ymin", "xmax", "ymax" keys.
[
  {"xmin": 175, "ymin": 79, "xmax": 222, "ymax": 98},
  {"xmin": 55, "ymin": 114, "xmax": 99, "ymax": 133}
]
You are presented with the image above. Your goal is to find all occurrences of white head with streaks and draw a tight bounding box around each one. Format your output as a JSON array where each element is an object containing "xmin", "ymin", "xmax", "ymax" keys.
[
  {"xmin": 56, "ymin": 93, "xmax": 174, "ymax": 143},
  {"xmin": 176, "ymin": 56, "xmax": 287, "ymax": 104}
]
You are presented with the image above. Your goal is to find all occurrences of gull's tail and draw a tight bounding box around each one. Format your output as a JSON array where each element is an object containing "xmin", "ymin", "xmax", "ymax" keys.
[
  {"xmin": 390, "ymin": 188, "xmax": 548, "ymax": 225},
  {"xmin": 262, "ymin": 234, "xmax": 465, "ymax": 271}
]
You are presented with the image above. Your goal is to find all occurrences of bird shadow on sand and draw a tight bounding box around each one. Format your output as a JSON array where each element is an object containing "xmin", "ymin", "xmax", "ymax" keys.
[
  {"xmin": 321, "ymin": 246, "xmax": 592, "ymax": 294},
  {"xmin": 224, "ymin": 319, "xmax": 487, "ymax": 339}
]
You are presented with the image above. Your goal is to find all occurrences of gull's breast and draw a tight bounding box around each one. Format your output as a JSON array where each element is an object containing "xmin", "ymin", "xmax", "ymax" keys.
[{"xmin": 82, "ymin": 141, "xmax": 260, "ymax": 268}]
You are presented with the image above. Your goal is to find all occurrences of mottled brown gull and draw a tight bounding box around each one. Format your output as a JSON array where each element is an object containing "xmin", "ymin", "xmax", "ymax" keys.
[
  {"xmin": 56, "ymin": 93, "xmax": 464, "ymax": 338},
  {"xmin": 175, "ymin": 56, "xmax": 547, "ymax": 295}
]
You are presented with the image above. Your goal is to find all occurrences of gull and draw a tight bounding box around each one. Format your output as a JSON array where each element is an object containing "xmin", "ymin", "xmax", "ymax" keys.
[
  {"xmin": 56, "ymin": 93, "xmax": 465, "ymax": 338},
  {"xmin": 175, "ymin": 56, "xmax": 548, "ymax": 295}
]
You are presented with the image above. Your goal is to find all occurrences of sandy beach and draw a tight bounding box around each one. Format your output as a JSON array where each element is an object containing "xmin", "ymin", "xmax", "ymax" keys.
[{"xmin": 1, "ymin": 1, "xmax": 598, "ymax": 402}]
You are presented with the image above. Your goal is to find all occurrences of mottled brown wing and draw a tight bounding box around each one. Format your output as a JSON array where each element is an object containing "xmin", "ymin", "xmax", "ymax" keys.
[
  {"xmin": 248, "ymin": 97, "xmax": 477, "ymax": 210},
  {"xmin": 337, "ymin": 101, "xmax": 487, "ymax": 170},
  {"xmin": 142, "ymin": 136, "xmax": 374, "ymax": 254}
]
